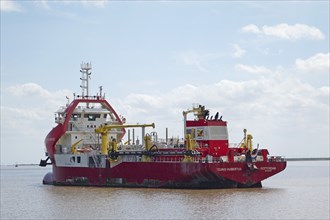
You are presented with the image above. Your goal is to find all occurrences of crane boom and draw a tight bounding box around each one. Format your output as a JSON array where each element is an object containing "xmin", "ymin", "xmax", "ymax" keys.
[{"xmin": 183, "ymin": 105, "xmax": 209, "ymax": 139}]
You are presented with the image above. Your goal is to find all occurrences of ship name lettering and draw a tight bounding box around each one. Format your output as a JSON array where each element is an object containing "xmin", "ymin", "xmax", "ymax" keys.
[
  {"xmin": 217, "ymin": 167, "xmax": 242, "ymax": 172},
  {"xmin": 260, "ymin": 167, "xmax": 276, "ymax": 172}
]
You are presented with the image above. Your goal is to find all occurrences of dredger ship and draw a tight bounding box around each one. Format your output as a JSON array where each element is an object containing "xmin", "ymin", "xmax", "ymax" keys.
[{"xmin": 40, "ymin": 63, "xmax": 286, "ymax": 188}]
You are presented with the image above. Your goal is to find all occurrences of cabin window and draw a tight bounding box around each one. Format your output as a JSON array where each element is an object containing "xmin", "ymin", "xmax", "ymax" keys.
[
  {"xmin": 85, "ymin": 114, "xmax": 96, "ymax": 121},
  {"xmin": 88, "ymin": 115, "xmax": 95, "ymax": 121},
  {"xmin": 77, "ymin": 156, "xmax": 81, "ymax": 163},
  {"xmin": 72, "ymin": 114, "xmax": 81, "ymax": 121}
]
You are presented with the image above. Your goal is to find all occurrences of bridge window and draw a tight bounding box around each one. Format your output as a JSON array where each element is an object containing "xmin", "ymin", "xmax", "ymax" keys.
[
  {"xmin": 85, "ymin": 114, "xmax": 96, "ymax": 121},
  {"xmin": 84, "ymin": 114, "xmax": 101, "ymax": 121},
  {"xmin": 71, "ymin": 114, "xmax": 81, "ymax": 121}
]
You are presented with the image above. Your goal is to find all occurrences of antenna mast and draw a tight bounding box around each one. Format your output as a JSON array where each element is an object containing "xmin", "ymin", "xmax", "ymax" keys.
[{"xmin": 80, "ymin": 62, "xmax": 92, "ymax": 106}]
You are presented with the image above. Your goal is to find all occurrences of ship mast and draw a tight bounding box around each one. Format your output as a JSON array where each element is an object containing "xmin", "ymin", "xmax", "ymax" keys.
[{"xmin": 80, "ymin": 62, "xmax": 92, "ymax": 107}]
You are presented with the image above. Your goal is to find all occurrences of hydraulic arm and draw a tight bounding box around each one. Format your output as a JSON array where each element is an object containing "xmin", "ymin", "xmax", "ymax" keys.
[{"xmin": 95, "ymin": 123, "xmax": 155, "ymax": 155}]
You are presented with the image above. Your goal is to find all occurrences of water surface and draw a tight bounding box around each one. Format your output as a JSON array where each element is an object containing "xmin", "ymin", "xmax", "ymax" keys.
[{"xmin": 1, "ymin": 161, "xmax": 329, "ymax": 219}]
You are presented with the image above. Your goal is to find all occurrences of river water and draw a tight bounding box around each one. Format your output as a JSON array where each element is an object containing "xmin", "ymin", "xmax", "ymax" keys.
[{"xmin": 1, "ymin": 161, "xmax": 329, "ymax": 220}]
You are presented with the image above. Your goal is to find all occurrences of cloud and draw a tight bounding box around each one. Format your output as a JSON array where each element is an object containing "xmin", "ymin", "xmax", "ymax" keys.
[
  {"xmin": 114, "ymin": 75, "xmax": 329, "ymax": 159},
  {"xmin": 295, "ymin": 53, "xmax": 330, "ymax": 73},
  {"xmin": 235, "ymin": 64, "xmax": 272, "ymax": 74},
  {"xmin": 178, "ymin": 51, "xmax": 209, "ymax": 72},
  {"xmin": 1, "ymin": 106, "xmax": 45, "ymax": 121},
  {"xmin": 242, "ymin": 23, "xmax": 325, "ymax": 40},
  {"xmin": 232, "ymin": 44, "xmax": 246, "ymax": 58},
  {"xmin": 34, "ymin": 0, "xmax": 51, "ymax": 10},
  {"xmin": 0, "ymin": 0, "xmax": 22, "ymax": 12},
  {"xmin": 34, "ymin": 0, "xmax": 107, "ymax": 10},
  {"xmin": 241, "ymin": 24, "xmax": 261, "ymax": 34},
  {"xmin": 8, "ymin": 83, "xmax": 51, "ymax": 97},
  {"xmin": 4, "ymin": 83, "xmax": 73, "ymax": 118},
  {"xmin": 7, "ymin": 82, "xmax": 71, "ymax": 100},
  {"xmin": 1, "ymin": 83, "xmax": 74, "ymax": 164},
  {"xmin": 116, "ymin": 77, "xmax": 328, "ymax": 123},
  {"xmin": 80, "ymin": 0, "xmax": 107, "ymax": 8}
]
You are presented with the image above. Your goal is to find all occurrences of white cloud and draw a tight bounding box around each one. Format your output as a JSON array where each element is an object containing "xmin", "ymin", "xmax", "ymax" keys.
[
  {"xmin": 8, "ymin": 83, "xmax": 51, "ymax": 97},
  {"xmin": 34, "ymin": 0, "xmax": 107, "ymax": 10},
  {"xmin": 232, "ymin": 44, "xmax": 246, "ymax": 58},
  {"xmin": 1, "ymin": 83, "xmax": 74, "ymax": 165},
  {"xmin": 80, "ymin": 0, "xmax": 107, "ymax": 8},
  {"xmin": 242, "ymin": 23, "xmax": 325, "ymax": 40},
  {"xmin": 295, "ymin": 53, "xmax": 330, "ymax": 73},
  {"xmin": 7, "ymin": 83, "xmax": 72, "ymax": 101},
  {"xmin": 241, "ymin": 24, "xmax": 261, "ymax": 34},
  {"xmin": 35, "ymin": 0, "xmax": 51, "ymax": 10},
  {"xmin": 0, "ymin": 0, "xmax": 22, "ymax": 12},
  {"xmin": 116, "ymin": 77, "xmax": 328, "ymax": 123},
  {"xmin": 115, "ymin": 76, "xmax": 329, "ymax": 158},
  {"xmin": 178, "ymin": 51, "xmax": 209, "ymax": 72},
  {"xmin": 1, "ymin": 106, "xmax": 46, "ymax": 121},
  {"xmin": 235, "ymin": 64, "xmax": 272, "ymax": 74}
]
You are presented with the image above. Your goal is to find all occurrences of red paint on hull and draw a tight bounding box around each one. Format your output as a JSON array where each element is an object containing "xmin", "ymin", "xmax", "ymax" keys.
[{"xmin": 44, "ymin": 161, "xmax": 286, "ymax": 188}]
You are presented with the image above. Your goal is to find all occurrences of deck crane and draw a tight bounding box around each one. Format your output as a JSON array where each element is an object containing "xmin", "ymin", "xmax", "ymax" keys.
[
  {"xmin": 182, "ymin": 104, "xmax": 209, "ymax": 138},
  {"xmin": 95, "ymin": 123, "xmax": 155, "ymax": 155}
]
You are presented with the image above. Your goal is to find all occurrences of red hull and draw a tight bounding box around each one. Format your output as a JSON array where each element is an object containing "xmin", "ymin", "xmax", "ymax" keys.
[{"xmin": 43, "ymin": 161, "xmax": 286, "ymax": 188}]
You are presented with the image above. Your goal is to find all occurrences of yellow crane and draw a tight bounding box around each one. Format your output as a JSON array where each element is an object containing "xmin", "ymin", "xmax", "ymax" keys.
[
  {"xmin": 182, "ymin": 134, "xmax": 196, "ymax": 162},
  {"xmin": 240, "ymin": 129, "xmax": 253, "ymax": 153},
  {"xmin": 70, "ymin": 139, "xmax": 83, "ymax": 154},
  {"xmin": 95, "ymin": 123, "xmax": 155, "ymax": 155},
  {"xmin": 182, "ymin": 105, "xmax": 209, "ymax": 139}
]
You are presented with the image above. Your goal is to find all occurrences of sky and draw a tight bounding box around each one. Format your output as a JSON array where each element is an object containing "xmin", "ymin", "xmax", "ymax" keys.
[{"xmin": 1, "ymin": 0, "xmax": 329, "ymax": 165}]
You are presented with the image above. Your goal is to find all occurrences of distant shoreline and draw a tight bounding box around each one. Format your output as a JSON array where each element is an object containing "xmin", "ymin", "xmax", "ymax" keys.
[
  {"xmin": 2, "ymin": 157, "xmax": 329, "ymax": 166},
  {"xmin": 286, "ymin": 157, "xmax": 330, "ymax": 161}
]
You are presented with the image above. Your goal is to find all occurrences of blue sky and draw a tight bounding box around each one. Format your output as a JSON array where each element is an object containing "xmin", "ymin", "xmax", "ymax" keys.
[{"xmin": 1, "ymin": 0, "xmax": 329, "ymax": 165}]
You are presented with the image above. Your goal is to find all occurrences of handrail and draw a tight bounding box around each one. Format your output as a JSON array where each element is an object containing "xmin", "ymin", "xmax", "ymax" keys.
[{"xmin": 75, "ymin": 95, "xmax": 104, "ymax": 100}]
